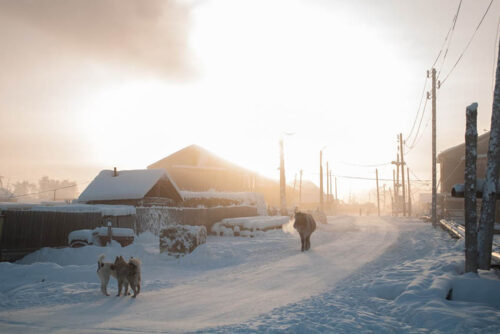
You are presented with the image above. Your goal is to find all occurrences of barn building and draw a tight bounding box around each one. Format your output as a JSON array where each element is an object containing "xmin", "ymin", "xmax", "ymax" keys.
[
  {"xmin": 437, "ymin": 131, "xmax": 500, "ymax": 219},
  {"xmin": 147, "ymin": 145, "xmax": 318, "ymax": 209},
  {"xmin": 148, "ymin": 145, "xmax": 259, "ymax": 192},
  {"xmin": 437, "ymin": 131, "xmax": 491, "ymax": 195}
]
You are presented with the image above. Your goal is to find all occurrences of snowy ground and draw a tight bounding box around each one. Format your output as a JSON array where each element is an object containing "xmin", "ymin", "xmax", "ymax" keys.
[{"xmin": 1, "ymin": 216, "xmax": 500, "ymax": 333}]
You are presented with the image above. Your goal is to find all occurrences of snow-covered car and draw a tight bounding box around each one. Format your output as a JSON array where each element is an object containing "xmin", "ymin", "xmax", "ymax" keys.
[{"xmin": 68, "ymin": 227, "xmax": 134, "ymax": 248}]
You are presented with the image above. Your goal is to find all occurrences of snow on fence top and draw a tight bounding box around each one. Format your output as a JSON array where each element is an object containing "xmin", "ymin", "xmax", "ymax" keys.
[
  {"xmin": 78, "ymin": 169, "xmax": 182, "ymax": 203},
  {"xmin": 180, "ymin": 190, "xmax": 267, "ymax": 215},
  {"xmin": 0, "ymin": 202, "xmax": 39, "ymax": 211},
  {"xmin": 0, "ymin": 203, "xmax": 136, "ymax": 216},
  {"xmin": 33, "ymin": 204, "xmax": 136, "ymax": 216}
]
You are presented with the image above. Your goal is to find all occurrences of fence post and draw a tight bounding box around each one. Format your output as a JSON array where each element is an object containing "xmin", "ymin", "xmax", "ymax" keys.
[
  {"xmin": 478, "ymin": 41, "xmax": 500, "ymax": 270},
  {"xmin": 464, "ymin": 103, "xmax": 478, "ymax": 273},
  {"xmin": 107, "ymin": 221, "xmax": 113, "ymax": 246}
]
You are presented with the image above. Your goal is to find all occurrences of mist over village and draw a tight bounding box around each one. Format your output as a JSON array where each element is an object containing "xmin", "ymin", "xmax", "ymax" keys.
[{"xmin": 1, "ymin": 0, "xmax": 500, "ymax": 333}]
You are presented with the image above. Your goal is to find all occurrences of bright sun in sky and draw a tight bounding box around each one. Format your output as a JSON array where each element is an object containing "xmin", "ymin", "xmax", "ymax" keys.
[{"xmin": 1, "ymin": 0, "xmax": 499, "ymax": 201}]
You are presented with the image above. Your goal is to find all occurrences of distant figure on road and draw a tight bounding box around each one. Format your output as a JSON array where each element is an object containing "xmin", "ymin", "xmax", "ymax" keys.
[{"xmin": 293, "ymin": 211, "xmax": 316, "ymax": 251}]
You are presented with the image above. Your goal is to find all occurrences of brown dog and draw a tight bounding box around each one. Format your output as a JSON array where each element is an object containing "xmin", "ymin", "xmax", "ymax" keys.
[
  {"xmin": 293, "ymin": 211, "xmax": 317, "ymax": 251},
  {"xmin": 114, "ymin": 256, "xmax": 141, "ymax": 298}
]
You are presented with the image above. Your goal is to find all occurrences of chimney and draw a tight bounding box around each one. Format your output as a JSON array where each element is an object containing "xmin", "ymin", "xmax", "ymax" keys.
[{"xmin": 113, "ymin": 167, "xmax": 118, "ymax": 177}]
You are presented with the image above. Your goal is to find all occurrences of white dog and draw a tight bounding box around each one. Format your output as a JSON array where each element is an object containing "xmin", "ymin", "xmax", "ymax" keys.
[{"xmin": 97, "ymin": 254, "xmax": 118, "ymax": 296}]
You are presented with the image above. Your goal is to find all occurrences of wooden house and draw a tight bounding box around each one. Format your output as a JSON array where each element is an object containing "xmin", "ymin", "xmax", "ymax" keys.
[{"xmin": 78, "ymin": 168, "xmax": 183, "ymax": 207}]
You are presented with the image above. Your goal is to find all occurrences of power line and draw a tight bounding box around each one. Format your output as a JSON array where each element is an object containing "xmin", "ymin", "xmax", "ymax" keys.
[
  {"xmin": 405, "ymin": 0, "xmax": 462, "ymax": 148},
  {"xmin": 337, "ymin": 161, "xmax": 392, "ymax": 168},
  {"xmin": 437, "ymin": 0, "xmax": 463, "ymax": 79},
  {"xmin": 493, "ymin": 17, "xmax": 500, "ymax": 97},
  {"xmin": 405, "ymin": 77, "xmax": 429, "ymax": 143},
  {"xmin": 406, "ymin": 95, "xmax": 430, "ymax": 150},
  {"xmin": 13, "ymin": 180, "xmax": 91, "ymax": 198},
  {"xmin": 440, "ymin": 0, "xmax": 496, "ymax": 88},
  {"xmin": 409, "ymin": 167, "xmax": 431, "ymax": 186},
  {"xmin": 405, "ymin": 112, "xmax": 432, "ymax": 155},
  {"xmin": 301, "ymin": 170, "xmax": 430, "ymax": 183},
  {"xmin": 431, "ymin": 0, "xmax": 463, "ymax": 68},
  {"xmin": 332, "ymin": 174, "xmax": 430, "ymax": 183}
]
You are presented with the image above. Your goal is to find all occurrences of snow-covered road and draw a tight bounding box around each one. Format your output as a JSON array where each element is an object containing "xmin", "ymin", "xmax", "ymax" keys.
[
  {"xmin": 0, "ymin": 216, "xmax": 397, "ymax": 333},
  {"xmin": 1, "ymin": 216, "xmax": 500, "ymax": 333}
]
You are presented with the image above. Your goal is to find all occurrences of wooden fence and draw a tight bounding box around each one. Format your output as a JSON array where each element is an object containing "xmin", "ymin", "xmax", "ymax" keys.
[
  {"xmin": 0, "ymin": 211, "xmax": 102, "ymax": 262},
  {"xmin": 1, "ymin": 205, "xmax": 258, "ymax": 261}
]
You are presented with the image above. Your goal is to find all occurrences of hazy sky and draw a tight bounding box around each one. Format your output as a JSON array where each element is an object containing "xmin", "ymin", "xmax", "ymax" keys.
[{"xmin": 1, "ymin": 0, "xmax": 499, "ymax": 200}]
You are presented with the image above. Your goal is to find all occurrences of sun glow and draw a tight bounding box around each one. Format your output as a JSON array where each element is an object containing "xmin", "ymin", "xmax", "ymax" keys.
[{"xmin": 75, "ymin": 0, "xmax": 415, "ymax": 200}]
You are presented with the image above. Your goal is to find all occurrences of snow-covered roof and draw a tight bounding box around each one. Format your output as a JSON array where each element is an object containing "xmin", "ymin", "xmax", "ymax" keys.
[{"xmin": 78, "ymin": 169, "xmax": 182, "ymax": 203}]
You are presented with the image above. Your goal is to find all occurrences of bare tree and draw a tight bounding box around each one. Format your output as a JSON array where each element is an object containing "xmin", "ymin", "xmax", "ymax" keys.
[
  {"xmin": 12, "ymin": 180, "xmax": 38, "ymax": 199},
  {"xmin": 38, "ymin": 176, "xmax": 78, "ymax": 201}
]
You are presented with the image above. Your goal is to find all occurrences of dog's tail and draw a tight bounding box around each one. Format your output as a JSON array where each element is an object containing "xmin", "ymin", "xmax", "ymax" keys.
[
  {"xmin": 129, "ymin": 258, "xmax": 141, "ymax": 283},
  {"xmin": 129, "ymin": 257, "xmax": 141, "ymax": 268},
  {"xmin": 97, "ymin": 254, "xmax": 105, "ymax": 269}
]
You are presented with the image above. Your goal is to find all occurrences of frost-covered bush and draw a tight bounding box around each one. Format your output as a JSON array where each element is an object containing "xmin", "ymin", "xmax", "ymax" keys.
[{"xmin": 159, "ymin": 225, "xmax": 207, "ymax": 256}]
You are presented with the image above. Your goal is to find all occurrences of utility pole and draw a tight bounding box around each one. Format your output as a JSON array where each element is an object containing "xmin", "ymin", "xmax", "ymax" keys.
[
  {"xmin": 279, "ymin": 139, "xmax": 287, "ymax": 216},
  {"xmin": 400, "ymin": 133, "xmax": 406, "ymax": 216},
  {"xmin": 389, "ymin": 188, "xmax": 394, "ymax": 216},
  {"xmin": 392, "ymin": 170, "xmax": 396, "ymax": 195},
  {"xmin": 299, "ymin": 169, "xmax": 303, "ymax": 207},
  {"xmin": 326, "ymin": 162, "xmax": 330, "ymax": 209},
  {"xmin": 335, "ymin": 177, "xmax": 338, "ymax": 201},
  {"xmin": 329, "ymin": 171, "xmax": 333, "ymax": 203},
  {"xmin": 391, "ymin": 150, "xmax": 403, "ymax": 215},
  {"xmin": 383, "ymin": 184, "xmax": 386, "ymax": 212},
  {"xmin": 293, "ymin": 173, "xmax": 297, "ymax": 205},
  {"xmin": 396, "ymin": 153, "xmax": 400, "ymax": 197},
  {"xmin": 376, "ymin": 169, "xmax": 380, "ymax": 216},
  {"xmin": 320, "ymin": 150, "xmax": 324, "ymax": 212},
  {"xmin": 392, "ymin": 169, "xmax": 396, "ymax": 215},
  {"xmin": 430, "ymin": 68, "xmax": 438, "ymax": 226},
  {"xmin": 407, "ymin": 167, "xmax": 411, "ymax": 217}
]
